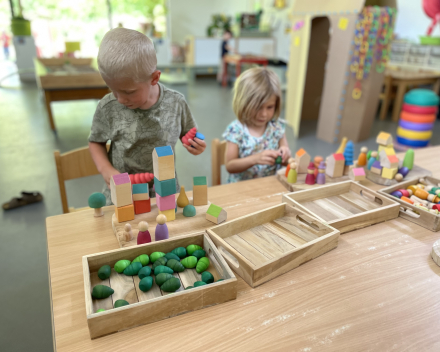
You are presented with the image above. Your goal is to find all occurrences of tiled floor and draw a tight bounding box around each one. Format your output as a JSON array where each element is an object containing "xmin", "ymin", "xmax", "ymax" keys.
[{"xmin": 0, "ymin": 59, "xmax": 438, "ymax": 351}]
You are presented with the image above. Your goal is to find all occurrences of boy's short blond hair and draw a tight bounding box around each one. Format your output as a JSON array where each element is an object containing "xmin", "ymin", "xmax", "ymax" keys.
[
  {"xmin": 232, "ymin": 67, "xmax": 281, "ymax": 124},
  {"xmin": 98, "ymin": 28, "xmax": 157, "ymax": 82}
]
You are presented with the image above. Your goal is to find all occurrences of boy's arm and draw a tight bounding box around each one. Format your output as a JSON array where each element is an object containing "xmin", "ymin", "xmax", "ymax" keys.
[
  {"xmin": 179, "ymin": 96, "xmax": 206, "ymax": 156},
  {"xmin": 225, "ymin": 142, "xmax": 279, "ymax": 174},
  {"xmin": 89, "ymin": 142, "xmax": 120, "ymax": 188}
]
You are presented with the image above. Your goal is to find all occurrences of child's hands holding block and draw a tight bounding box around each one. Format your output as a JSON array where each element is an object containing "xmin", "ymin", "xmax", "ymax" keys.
[
  {"xmin": 253, "ymin": 150, "xmax": 280, "ymax": 166},
  {"xmin": 182, "ymin": 128, "xmax": 206, "ymax": 155}
]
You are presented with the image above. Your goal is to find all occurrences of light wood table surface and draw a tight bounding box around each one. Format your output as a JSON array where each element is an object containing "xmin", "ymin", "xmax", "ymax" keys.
[{"xmin": 46, "ymin": 146, "xmax": 440, "ymax": 351}]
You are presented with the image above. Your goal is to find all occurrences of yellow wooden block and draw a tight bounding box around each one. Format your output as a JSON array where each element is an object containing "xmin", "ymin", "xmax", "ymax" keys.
[
  {"xmin": 158, "ymin": 208, "xmax": 176, "ymax": 221},
  {"xmin": 193, "ymin": 185, "xmax": 208, "ymax": 206},
  {"xmin": 378, "ymin": 145, "xmax": 395, "ymax": 156},
  {"xmin": 381, "ymin": 167, "xmax": 397, "ymax": 180}
]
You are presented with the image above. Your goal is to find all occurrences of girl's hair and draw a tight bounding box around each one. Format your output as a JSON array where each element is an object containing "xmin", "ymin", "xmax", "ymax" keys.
[
  {"xmin": 232, "ymin": 67, "xmax": 281, "ymax": 124},
  {"xmin": 98, "ymin": 28, "xmax": 157, "ymax": 82}
]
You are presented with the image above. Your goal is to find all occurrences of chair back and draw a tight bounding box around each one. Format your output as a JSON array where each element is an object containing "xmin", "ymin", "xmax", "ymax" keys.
[{"xmin": 211, "ymin": 139, "xmax": 227, "ymax": 186}]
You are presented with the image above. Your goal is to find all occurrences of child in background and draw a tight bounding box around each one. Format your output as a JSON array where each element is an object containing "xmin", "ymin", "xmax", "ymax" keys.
[
  {"xmin": 217, "ymin": 29, "xmax": 234, "ymax": 83},
  {"xmin": 89, "ymin": 28, "xmax": 206, "ymax": 204},
  {"xmin": 223, "ymin": 67, "xmax": 291, "ymax": 183}
]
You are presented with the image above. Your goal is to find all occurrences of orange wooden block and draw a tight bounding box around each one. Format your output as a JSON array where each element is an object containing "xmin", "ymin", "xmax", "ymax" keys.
[
  {"xmin": 401, "ymin": 196, "xmax": 414, "ymax": 205},
  {"xmin": 134, "ymin": 199, "xmax": 151, "ymax": 214},
  {"xmin": 115, "ymin": 204, "xmax": 135, "ymax": 223}
]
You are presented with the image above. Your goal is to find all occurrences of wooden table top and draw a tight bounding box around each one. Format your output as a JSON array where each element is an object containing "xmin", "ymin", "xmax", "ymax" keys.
[{"xmin": 46, "ymin": 146, "xmax": 440, "ymax": 351}]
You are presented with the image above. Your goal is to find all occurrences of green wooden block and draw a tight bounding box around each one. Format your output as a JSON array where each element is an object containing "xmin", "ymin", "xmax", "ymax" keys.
[
  {"xmin": 123, "ymin": 262, "xmax": 143, "ymax": 276},
  {"xmin": 185, "ymin": 286, "xmax": 194, "ymax": 290},
  {"xmin": 171, "ymin": 247, "xmax": 187, "ymax": 259},
  {"xmin": 114, "ymin": 260, "xmax": 131, "ymax": 273},
  {"xmin": 403, "ymin": 149, "xmax": 414, "ymax": 170},
  {"xmin": 98, "ymin": 265, "xmax": 111, "ymax": 280},
  {"xmin": 114, "ymin": 299, "xmax": 129, "ymax": 308},
  {"xmin": 193, "ymin": 176, "xmax": 207, "ymax": 186},
  {"xmin": 194, "ymin": 281, "xmax": 207, "ymax": 287},
  {"xmin": 139, "ymin": 276, "xmax": 153, "ymax": 292},
  {"xmin": 167, "ymin": 259, "xmax": 185, "ymax": 272},
  {"xmin": 186, "ymin": 244, "xmax": 203, "ymax": 255},
  {"xmin": 181, "ymin": 256, "xmax": 197, "ymax": 268},
  {"xmin": 92, "ymin": 285, "xmax": 114, "ymax": 299},
  {"xmin": 201, "ymin": 271, "xmax": 214, "ymax": 284},
  {"xmin": 165, "ymin": 252, "xmax": 181, "ymax": 261},
  {"xmin": 155, "ymin": 273, "xmax": 174, "ymax": 286},
  {"xmin": 192, "ymin": 249, "xmax": 206, "ymax": 260},
  {"xmin": 161, "ymin": 277, "xmax": 181, "ymax": 292},
  {"xmin": 138, "ymin": 266, "xmax": 152, "ymax": 279},
  {"xmin": 196, "ymin": 257, "xmax": 210, "ymax": 273},
  {"xmin": 154, "ymin": 177, "xmax": 177, "ymax": 197},
  {"xmin": 96, "ymin": 309, "xmax": 106, "ymax": 313},
  {"xmin": 152, "ymin": 257, "xmax": 168, "ymax": 270},
  {"xmin": 132, "ymin": 254, "xmax": 149, "ymax": 266},
  {"xmin": 206, "ymin": 204, "xmax": 222, "ymax": 217},
  {"xmin": 154, "ymin": 265, "xmax": 174, "ymax": 275},
  {"xmin": 150, "ymin": 252, "xmax": 166, "ymax": 263}
]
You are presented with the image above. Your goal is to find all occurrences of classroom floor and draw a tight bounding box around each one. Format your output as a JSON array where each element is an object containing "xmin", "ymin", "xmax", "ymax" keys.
[{"xmin": 1, "ymin": 59, "xmax": 439, "ymax": 352}]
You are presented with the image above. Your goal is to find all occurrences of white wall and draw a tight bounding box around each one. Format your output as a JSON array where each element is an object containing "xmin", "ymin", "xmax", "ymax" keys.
[
  {"xmin": 169, "ymin": 0, "xmax": 252, "ymax": 45},
  {"xmin": 394, "ymin": 0, "xmax": 434, "ymax": 41}
]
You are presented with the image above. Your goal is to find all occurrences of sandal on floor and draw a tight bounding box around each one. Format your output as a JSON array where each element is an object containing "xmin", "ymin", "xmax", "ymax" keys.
[{"xmin": 2, "ymin": 191, "xmax": 43, "ymax": 210}]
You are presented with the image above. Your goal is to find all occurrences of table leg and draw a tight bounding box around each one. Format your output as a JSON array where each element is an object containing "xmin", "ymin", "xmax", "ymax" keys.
[
  {"xmin": 379, "ymin": 75, "xmax": 392, "ymax": 120},
  {"xmin": 44, "ymin": 90, "xmax": 56, "ymax": 130},
  {"xmin": 392, "ymin": 81, "xmax": 407, "ymax": 122},
  {"xmin": 222, "ymin": 59, "xmax": 228, "ymax": 87}
]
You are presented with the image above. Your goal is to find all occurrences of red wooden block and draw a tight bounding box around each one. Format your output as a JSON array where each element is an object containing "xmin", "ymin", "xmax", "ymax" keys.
[
  {"xmin": 398, "ymin": 189, "xmax": 410, "ymax": 197},
  {"xmin": 134, "ymin": 199, "xmax": 151, "ymax": 214}
]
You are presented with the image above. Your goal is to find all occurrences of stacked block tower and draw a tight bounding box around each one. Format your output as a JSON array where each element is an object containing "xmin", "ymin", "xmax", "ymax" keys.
[
  {"xmin": 153, "ymin": 146, "xmax": 176, "ymax": 221},
  {"xmin": 376, "ymin": 132, "xmax": 398, "ymax": 179},
  {"xmin": 132, "ymin": 183, "xmax": 151, "ymax": 215},
  {"xmin": 397, "ymin": 89, "xmax": 439, "ymax": 148},
  {"xmin": 111, "ymin": 173, "xmax": 135, "ymax": 223}
]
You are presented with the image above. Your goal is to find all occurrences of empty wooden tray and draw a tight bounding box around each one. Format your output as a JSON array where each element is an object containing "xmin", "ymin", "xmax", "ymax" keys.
[
  {"xmin": 282, "ymin": 181, "xmax": 400, "ymax": 234},
  {"xmin": 380, "ymin": 175, "xmax": 440, "ymax": 232},
  {"xmin": 83, "ymin": 232, "xmax": 236, "ymax": 339},
  {"xmin": 207, "ymin": 203, "xmax": 340, "ymax": 287}
]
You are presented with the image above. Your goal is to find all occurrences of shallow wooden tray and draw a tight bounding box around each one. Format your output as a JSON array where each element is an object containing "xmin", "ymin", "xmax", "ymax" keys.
[
  {"xmin": 379, "ymin": 175, "xmax": 440, "ymax": 232},
  {"xmin": 83, "ymin": 232, "xmax": 236, "ymax": 339},
  {"xmin": 282, "ymin": 181, "xmax": 400, "ymax": 234},
  {"xmin": 207, "ymin": 203, "xmax": 340, "ymax": 288},
  {"xmin": 276, "ymin": 167, "xmax": 349, "ymax": 191},
  {"xmin": 366, "ymin": 163, "xmax": 431, "ymax": 186}
]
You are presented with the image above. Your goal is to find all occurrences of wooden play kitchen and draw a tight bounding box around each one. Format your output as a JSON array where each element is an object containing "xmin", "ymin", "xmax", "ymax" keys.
[
  {"xmin": 282, "ymin": 181, "xmax": 400, "ymax": 233},
  {"xmin": 83, "ymin": 232, "xmax": 236, "ymax": 339},
  {"xmin": 207, "ymin": 203, "xmax": 340, "ymax": 287},
  {"xmin": 380, "ymin": 175, "xmax": 440, "ymax": 232}
]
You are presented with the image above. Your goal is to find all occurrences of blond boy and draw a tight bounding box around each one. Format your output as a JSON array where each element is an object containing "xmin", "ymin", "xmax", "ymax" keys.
[{"xmin": 89, "ymin": 28, "xmax": 205, "ymax": 203}]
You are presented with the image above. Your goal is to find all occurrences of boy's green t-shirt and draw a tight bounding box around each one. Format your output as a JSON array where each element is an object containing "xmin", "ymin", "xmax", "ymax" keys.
[{"xmin": 88, "ymin": 83, "xmax": 196, "ymax": 204}]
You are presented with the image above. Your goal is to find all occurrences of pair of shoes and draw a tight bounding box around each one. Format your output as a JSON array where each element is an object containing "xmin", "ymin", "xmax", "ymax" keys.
[{"xmin": 2, "ymin": 191, "xmax": 43, "ymax": 210}]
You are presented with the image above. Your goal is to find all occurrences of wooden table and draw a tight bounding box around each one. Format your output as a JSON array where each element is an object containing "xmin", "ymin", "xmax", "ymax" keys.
[
  {"xmin": 222, "ymin": 54, "xmax": 268, "ymax": 87},
  {"xmin": 46, "ymin": 146, "xmax": 440, "ymax": 351},
  {"xmin": 379, "ymin": 67, "xmax": 440, "ymax": 122},
  {"xmin": 34, "ymin": 58, "xmax": 109, "ymax": 131}
]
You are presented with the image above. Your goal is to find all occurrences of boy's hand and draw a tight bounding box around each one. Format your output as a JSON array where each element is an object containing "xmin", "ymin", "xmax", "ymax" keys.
[
  {"xmin": 253, "ymin": 150, "xmax": 280, "ymax": 166},
  {"xmin": 183, "ymin": 137, "xmax": 206, "ymax": 155},
  {"xmin": 102, "ymin": 166, "xmax": 120, "ymax": 189},
  {"xmin": 278, "ymin": 146, "xmax": 292, "ymax": 163}
]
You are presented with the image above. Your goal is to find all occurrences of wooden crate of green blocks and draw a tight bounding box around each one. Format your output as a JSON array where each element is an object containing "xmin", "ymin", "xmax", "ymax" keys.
[{"xmin": 82, "ymin": 232, "xmax": 237, "ymax": 339}]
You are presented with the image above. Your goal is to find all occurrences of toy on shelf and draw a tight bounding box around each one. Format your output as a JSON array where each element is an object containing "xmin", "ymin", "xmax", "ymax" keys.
[
  {"xmin": 182, "ymin": 127, "xmax": 197, "ymax": 146},
  {"xmin": 294, "ymin": 148, "xmax": 310, "ymax": 173},
  {"xmin": 193, "ymin": 176, "xmax": 208, "ymax": 206},
  {"xmin": 305, "ymin": 162, "xmax": 316, "ymax": 185},
  {"xmin": 155, "ymin": 214, "xmax": 169, "ymax": 241},
  {"xmin": 326, "ymin": 153, "xmax": 345, "ymax": 178},
  {"xmin": 396, "ymin": 89, "xmax": 439, "ymax": 149},
  {"xmin": 206, "ymin": 204, "xmax": 227, "ymax": 224},
  {"xmin": 152, "ymin": 146, "xmax": 176, "ymax": 221},
  {"xmin": 132, "ymin": 183, "xmax": 151, "ymax": 215},
  {"xmin": 137, "ymin": 221, "xmax": 151, "ymax": 245},
  {"xmin": 88, "ymin": 192, "xmax": 106, "ymax": 217},
  {"xmin": 129, "ymin": 172, "xmax": 154, "ymax": 185},
  {"xmin": 349, "ymin": 167, "xmax": 366, "ymax": 181},
  {"xmin": 316, "ymin": 161, "xmax": 326, "ymax": 184},
  {"xmin": 111, "ymin": 173, "xmax": 135, "ymax": 223},
  {"xmin": 176, "ymin": 186, "xmax": 189, "ymax": 208}
]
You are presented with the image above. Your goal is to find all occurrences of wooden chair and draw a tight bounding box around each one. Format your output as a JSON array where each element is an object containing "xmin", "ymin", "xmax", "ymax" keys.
[
  {"xmin": 54, "ymin": 146, "xmax": 101, "ymax": 213},
  {"xmin": 211, "ymin": 139, "xmax": 227, "ymax": 186}
]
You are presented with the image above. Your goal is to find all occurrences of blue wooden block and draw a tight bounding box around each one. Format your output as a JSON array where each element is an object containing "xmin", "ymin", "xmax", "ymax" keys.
[
  {"xmin": 155, "ymin": 146, "xmax": 173, "ymax": 157},
  {"xmin": 154, "ymin": 177, "xmax": 176, "ymax": 197},
  {"xmin": 132, "ymin": 183, "xmax": 149, "ymax": 194},
  {"xmin": 195, "ymin": 132, "xmax": 205, "ymax": 140}
]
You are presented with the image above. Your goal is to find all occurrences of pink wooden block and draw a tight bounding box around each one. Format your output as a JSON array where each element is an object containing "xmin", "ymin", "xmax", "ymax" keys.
[
  {"xmin": 352, "ymin": 168, "xmax": 365, "ymax": 177},
  {"xmin": 112, "ymin": 172, "xmax": 131, "ymax": 185},
  {"xmin": 155, "ymin": 193, "xmax": 176, "ymax": 211}
]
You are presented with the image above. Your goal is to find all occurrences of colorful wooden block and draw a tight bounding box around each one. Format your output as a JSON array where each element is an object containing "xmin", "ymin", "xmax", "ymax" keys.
[
  {"xmin": 325, "ymin": 153, "xmax": 345, "ymax": 178},
  {"xmin": 134, "ymin": 199, "xmax": 151, "ymax": 214},
  {"xmin": 156, "ymin": 193, "xmax": 176, "ymax": 211},
  {"xmin": 294, "ymin": 148, "xmax": 311, "ymax": 173},
  {"xmin": 110, "ymin": 173, "xmax": 133, "ymax": 207},
  {"xmin": 193, "ymin": 176, "xmax": 208, "ymax": 206},
  {"xmin": 115, "ymin": 204, "xmax": 135, "ymax": 223},
  {"xmin": 382, "ymin": 167, "xmax": 398, "ymax": 179},
  {"xmin": 133, "ymin": 193, "xmax": 149, "ymax": 201},
  {"xmin": 206, "ymin": 204, "xmax": 227, "ymax": 224},
  {"xmin": 379, "ymin": 150, "xmax": 399, "ymax": 169},
  {"xmin": 132, "ymin": 183, "xmax": 149, "ymax": 201},
  {"xmin": 376, "ymin": 132, "xmax": 393, "ymax": 146},
  {"xmin": 152, "ymin": 146, "xmax": 175, "ymax": 181},
  {"xmin": 378, "ymin": 145, "xmax": 395, "ymax": 156},
  {"xmin": 158, "ymin": 208, "xmax": 176, "ymax": 221},
  {"xmin": 371, "ymin": 161, "xmax": 382, "ymax": 175},
  {"xmin": 349, "ymin": 167, "xmax": 366, "ymax": 181},
  {"xmin": 154, "ymin": 177, "xmax": 176, "ymax": 197}
]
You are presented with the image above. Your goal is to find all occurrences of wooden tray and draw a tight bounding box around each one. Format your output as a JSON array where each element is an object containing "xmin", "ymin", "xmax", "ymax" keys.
[
  {"xmin": 276, "ymin": 167, "xmax": 349, "ymax": 191},
  {"xmin": 366, "ymin": 163, "xmax": 431, "ymax": 186},
  {"xmin": 83, "ymin": 232, "xmax": 236, "ymax": 339},
  {"xmin": 112, "ymin": 197, "xmax": 211, "ymax": 248},
  {"xmin": 206, "ymin": 203, "xmax": 340, "ymax": 288},
  {"xmin": 379, "ymin": 175, "xmax": 440, "ymax": 232},
  {"xmin": 282, "ymin": 181, "xmax": 400, "ymax": 234}
]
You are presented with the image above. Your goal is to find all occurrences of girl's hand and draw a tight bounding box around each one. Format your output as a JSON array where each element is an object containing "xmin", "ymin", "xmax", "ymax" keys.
[
  {"xmin": 183, "ymin": 137, "xmax": 206, "ymax": 155},
  {"xmin": 102, "ymin": 166, "xmax": 120, "ymax": 189},
  {"xmin": 253, "ymin": 150, "xmax": 280, "ymax": 165},
  {"xmin": 278, "ymin": 146, "xmax": 292, "ymax": 163}
]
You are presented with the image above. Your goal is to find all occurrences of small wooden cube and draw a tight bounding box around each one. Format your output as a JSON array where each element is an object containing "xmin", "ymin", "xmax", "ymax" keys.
[
  {"xmin": 371, "ymin": 161, "xmax": 382, "ymax": 175},
  {"xmin": 349, "ymin": 167, "xmax": 366, "ymax": 181},
  {"xmin": 115, "ymin": 204, "xmax": 135, "ymax": 223},
  {"xmin": 156, "ymin": 193, "xmax": 176, "ymax": 211},
  {"xmin": 134, "ymin": 199, "xmax": 151, "ymax": 214},
  {"xmin": 154, "ymin": 177, "xmax": 176, "ymax": 197},
  {"xmin": 132, "ymin": 183, "xmax": 149, "ymax": 201},
  {"xmin": 382, "ymin": 167, "xmax": 398, "ymax": 179},
  {"xmin": 206, "ymin": 204, "xmax": 227, "ymax": 224},
  {"xmin": 110, "ymin": 173, "xmax": 132, "ymax": 207},
  {"xmin": 158, "ymin": 208, "xmax": 176, "ymax": 221},
  {"xmin": 152, "ymin": 146, "xmax": 175, "ymax": 181}
]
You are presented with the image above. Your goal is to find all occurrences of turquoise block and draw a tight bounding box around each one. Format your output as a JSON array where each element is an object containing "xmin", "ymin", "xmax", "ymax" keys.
[
  {"xmin": 154, "ymin": 177, "xmax": 176, "ymax": 197},
  {"xmin": 132, "ymin": 183, "xmax": 149, "ymax": 194}
]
